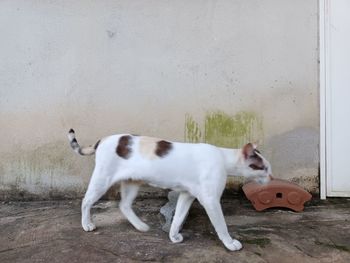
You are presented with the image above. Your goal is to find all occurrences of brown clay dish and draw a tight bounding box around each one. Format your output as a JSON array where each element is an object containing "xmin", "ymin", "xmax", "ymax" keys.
[{"xmin": 242, "ymin": 178, "xmax": 312, "ymax": 212}]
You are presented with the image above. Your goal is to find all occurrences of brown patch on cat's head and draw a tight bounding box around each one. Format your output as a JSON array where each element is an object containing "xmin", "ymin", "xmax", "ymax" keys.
[
  {"xmin": 116, "ymin": 135, "xmax": 133, "ymax": 159},
  {"xmin": 155, "ymin": 140, "xmax": 173, "ymax": 157}
]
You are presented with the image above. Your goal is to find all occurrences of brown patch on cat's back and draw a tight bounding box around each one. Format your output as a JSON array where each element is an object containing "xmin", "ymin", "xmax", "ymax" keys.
[
  {"xmin": 138, "ymin": 136, "xmax": 173, "ymax": 159},
  {"xmin": 155, "ymin": 140, "xmax": 173, "ymax": 157},
  {"xmin": 116, "ymin": 135, "xmax": 133, "ymax": 159}
]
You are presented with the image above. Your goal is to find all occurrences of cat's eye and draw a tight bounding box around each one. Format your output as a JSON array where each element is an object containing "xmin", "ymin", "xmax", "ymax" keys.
[{"xmin": 249, "ymin": 164, "xmax": 264, "ymax": 170}]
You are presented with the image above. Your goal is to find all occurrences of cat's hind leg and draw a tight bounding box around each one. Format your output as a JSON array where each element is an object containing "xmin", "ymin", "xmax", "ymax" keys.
[
  {"xmin": 82, "ymin": 166, "xmax": 114, "ymax": 232},
  {"xmin": 169, "ymin": 191, "xmax": 195, "ymax": 243},
  {"xmin": 119, "ymin": 180, "xmax": 150, "ymax": 232}
]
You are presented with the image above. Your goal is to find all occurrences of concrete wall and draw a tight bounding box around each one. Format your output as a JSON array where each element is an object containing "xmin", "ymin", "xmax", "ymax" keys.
[{"xmin": 0, "ymin": 0, "xmax": 319, "ymax": 200}]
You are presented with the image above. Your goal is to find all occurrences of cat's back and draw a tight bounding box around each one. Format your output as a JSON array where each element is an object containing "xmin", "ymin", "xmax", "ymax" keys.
[{"xmin": 96, "ymin": 134, "xmax": 222, "ymax": 162}]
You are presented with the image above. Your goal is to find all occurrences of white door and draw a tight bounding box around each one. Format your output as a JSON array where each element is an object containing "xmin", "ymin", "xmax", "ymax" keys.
[{"xmin": 321, "ymin": 0, "xmax": 350, "ymax": 197}]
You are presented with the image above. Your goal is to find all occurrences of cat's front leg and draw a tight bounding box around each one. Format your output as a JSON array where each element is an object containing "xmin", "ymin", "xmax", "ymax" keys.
[
  {"xmin": 199, "ymin": 197, "xmax": 242, "ymax": 251},
  {"xmin": 222, "ymin": 239, "xmax": 243, "ymax": 251},
  {"xmin": 169, "ymin": 192, "xmax": 195, "ymax": 243}
]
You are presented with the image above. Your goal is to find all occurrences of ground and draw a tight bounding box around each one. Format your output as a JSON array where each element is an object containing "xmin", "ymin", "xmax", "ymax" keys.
[{"xmin": 0, "ymin": 196, "xmax": 349, "ymax": 263}]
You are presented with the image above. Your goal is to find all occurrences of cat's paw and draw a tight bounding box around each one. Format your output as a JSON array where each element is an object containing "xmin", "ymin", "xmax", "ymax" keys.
[
  {"xmin": 135, "ymin": 222, "xmax": 150, "ymax": 232},
  {"xmin": 224, "ymin": 239, "xmax": 243, "ymax": 251},
  {"xmin": 82, "ymin": 222, "xmax": 96, "ymax": 232},
  {"xmin": 169, "ymin": 233, "xmax": 183, "ymax": 243}
]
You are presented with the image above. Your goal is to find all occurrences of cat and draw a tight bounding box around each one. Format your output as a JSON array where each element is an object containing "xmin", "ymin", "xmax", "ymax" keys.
[{"xmin": 68, "ymin": 129, "xmax": 272, "ymax": 251}]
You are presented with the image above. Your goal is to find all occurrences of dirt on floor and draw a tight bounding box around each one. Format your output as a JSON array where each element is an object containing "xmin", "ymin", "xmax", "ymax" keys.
[{"xmin": 0, "ymin": 195, "xmax": 349, "ymax": 263}]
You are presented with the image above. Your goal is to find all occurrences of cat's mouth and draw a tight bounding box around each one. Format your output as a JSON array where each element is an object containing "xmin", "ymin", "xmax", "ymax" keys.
[
  {"xmin": 256, "ymin": 177, "xmax": 270, "ymax": 184},
  {"xmin": 247, "ymin": 174, "xmax": 273, "ymax": 185}
]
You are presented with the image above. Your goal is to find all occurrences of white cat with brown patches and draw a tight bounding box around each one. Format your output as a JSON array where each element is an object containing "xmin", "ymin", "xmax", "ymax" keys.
[{"xmin": 68, "ymin": 129, "xmax": 272, "ymax": 251}]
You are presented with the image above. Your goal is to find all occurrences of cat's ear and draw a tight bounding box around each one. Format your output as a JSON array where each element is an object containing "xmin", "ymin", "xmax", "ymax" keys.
[{"xmin": 242, "ymin": 143, "xmax": 255, "ymax": 159}]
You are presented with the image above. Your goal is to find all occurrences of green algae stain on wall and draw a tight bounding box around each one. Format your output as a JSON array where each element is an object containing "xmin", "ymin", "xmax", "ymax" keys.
[
  {"xmin": 185, "ymin": 114, "xmax": 202, "ymax": 143},
  {"xmin": 204, "ymin": 111, "xmax": 263, "ymax": 148},
  {"xmin": 185, "ymin": 111, "xmax": 263, "ymax": 148}
]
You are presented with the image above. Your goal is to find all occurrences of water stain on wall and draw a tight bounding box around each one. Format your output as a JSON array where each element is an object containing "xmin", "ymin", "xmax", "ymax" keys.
[
  {"xmin": 185, "ymin": 111, "xmax": 263, "ymax": 148},
  {"xmin": 0, "ymin": 141, "xmax": 92, "ymax": 200},
  {"xmin": 0, "ymin": 141, "xmax": 168, "ymax": 200},
  {"xmin": 264, "ymin": 127, "xmax": 319, "ymax": 193},
  {"xmin": 0, "ymin": 117, "xmax": 319, "ymax": 200}
]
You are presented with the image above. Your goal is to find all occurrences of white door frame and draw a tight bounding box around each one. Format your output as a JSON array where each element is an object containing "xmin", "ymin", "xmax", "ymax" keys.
[
  {"xmin": 319, "ymin": 0, "xmax": 350, "ymax": 198},
  {"xmin": 319, "ymin": 0, "xmax": 328, "ymax": 199}
]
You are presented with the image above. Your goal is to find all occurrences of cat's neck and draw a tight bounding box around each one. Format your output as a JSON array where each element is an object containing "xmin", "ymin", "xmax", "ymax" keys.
[{"xmin": 219, "ymin": 147, "xmax": 242, "ymax": 176}]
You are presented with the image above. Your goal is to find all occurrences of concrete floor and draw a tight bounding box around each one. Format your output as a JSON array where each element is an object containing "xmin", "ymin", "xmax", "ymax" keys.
[{"xmin": 0, "ymin": 196, "xmax": 349, "ymax": 263}]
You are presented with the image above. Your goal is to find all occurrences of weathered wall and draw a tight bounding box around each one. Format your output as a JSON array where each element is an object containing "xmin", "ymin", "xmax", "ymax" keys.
[{"xmin": 0, "ymin": 0, "xmax": 319, "ymax": 200}]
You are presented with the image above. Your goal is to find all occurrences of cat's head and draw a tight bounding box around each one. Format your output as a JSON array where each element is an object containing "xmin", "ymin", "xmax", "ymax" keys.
[{"xmin": 239, "ymin": 143, "xmax": 272, "ymax": 184}]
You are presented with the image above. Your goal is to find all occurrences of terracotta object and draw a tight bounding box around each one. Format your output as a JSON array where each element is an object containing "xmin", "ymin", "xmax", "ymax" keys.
[{"xmin": 242, "ymin": 179, "xmax": 312, "ymax": 212}]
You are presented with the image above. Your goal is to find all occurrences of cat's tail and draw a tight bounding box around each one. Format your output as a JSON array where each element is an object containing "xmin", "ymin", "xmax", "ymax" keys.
[{"xmin": 68, "ymin": 129, "xmax": 100, "ymax": 156}]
